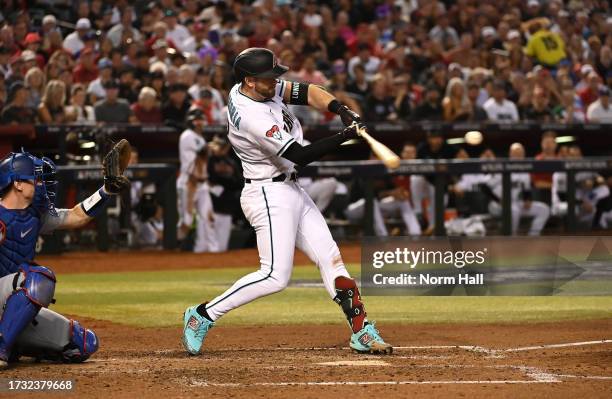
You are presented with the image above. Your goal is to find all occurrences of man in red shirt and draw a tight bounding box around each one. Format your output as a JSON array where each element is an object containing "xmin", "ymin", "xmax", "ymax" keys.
[
  {"xmin": 532, "ymin": 130, "xmax": 558, "ymax": 189},
  {"xmin": 72, "ymin": 48, "xmax": 99, "ymax": 84},
  {"xmin": 578, "ymin": 71, "xmax": 601, "ymax": 110}
]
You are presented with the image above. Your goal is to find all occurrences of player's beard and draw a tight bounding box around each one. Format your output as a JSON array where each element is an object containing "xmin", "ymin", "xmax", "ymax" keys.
[{"xmin": 254, "ymin": 79, "xmax": 276, "ymax": 100}]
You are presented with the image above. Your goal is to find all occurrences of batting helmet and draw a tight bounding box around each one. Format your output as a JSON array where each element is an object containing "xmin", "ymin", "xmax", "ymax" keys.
[
  {"xmin": 0, "ymin": 151, "xmax": 58, "ymax": 215},
  {"xmin": 232, "ymin": 48, "xmax": 288, "ymax": 82}
]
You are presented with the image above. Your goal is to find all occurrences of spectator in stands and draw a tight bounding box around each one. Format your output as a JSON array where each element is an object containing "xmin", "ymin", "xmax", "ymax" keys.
[
  {"xmin": 521, "ymin": 86, "xmax": 554, "ymax": 122},
  {"xmin": 118, "ymin": 67, "xmax": 139, "ymax": 104},
  {"xmin": 64, "ymin": 84, "xmax": 95, "ymax": 124},
  {"xmin": 392, "ymin": 74, "xmax": 413, "ymax": 120},
  {"xmin": 106, "ymin": 7, "xmax": 142, "ymax": 48},
  {"xmin": 182, "ymin": 22, "xmax": 212, "ymax": 54},
  {"xmin": 72, "ymin": 48, "xmax": 99, "ymax": 85},
  {"xmin": 348, "ymin": 43, "xmax": 380, "ymax": 82},
  {"xmin": 164, "ymin": 9, "xmax": 190, "ymax": 52},
  {"xmin": 87, "ymin": 58, "xmax": 112, "ymax": 104},
  {"xmin": 94, "ymin": 79, "xmax": 135, "ymax": 124},
  {"xmin": 523, "ymin": 18, "xmax": 566, "ymax": 68},
  {"xmin": 23, "ymin": 67, "xmax": 44, "ymax": 109},
  {"xmin": 578, "ymin": 71, "xmax": 602, "ymax": 109},
  {"xmin": 587, "ymin": 86, "xmax": 612, "ymax": 123},
  {"xmin": 483, "ymin": 80, "xmax": 519, "ymax": 122},
  {"xmin": 364, "ymin": 74, "xmax": 397, "ymax": 122},
  {"xmin": 429, "ymin": 13, "xmax": 459, "ymax": 49},
  {"xmin": 466, "ymin": 82, "xmax": 488, "ymax": 121},
  {"xmin": 345, "ymin": 63, "xmax": 369, "ymax": 100},
  {"xmin": 411, "ymin": 85, "xmax": 442, "ymax": 121},
  {"xmin": 132, "ymin": 86, "xmax": 162, "ymax": 124},
  {"xmin": 0, "ymin": 81, "xmax": 35, "ymax": 124},
  {"xmin": 442, "ymin": 77, "xmax": 471, "ymax": 122},
  {"xmin": 162, "ymin": 83, "xmax": 190, "ymax": 128},
  {"xmin": 38, "ymin": 79, "xmax": 66, "ymax": 124},
  {"xmin": 63, "ymin": 18, "xmax": 91, "ymax": 55},
  {"xmin": 532, "ymin": 131, "xmax": 558, "ymax": 190},
  {"xmin": 554, "ymin": 85, "xmax": 586, "ymax": 123},
  {"xmin": 0, "ymin": 47, "xmax": 11, "ymax": 79},
  {"xmin": 295, "ymin": 55, "xmax": 328, "ymax": 86}
]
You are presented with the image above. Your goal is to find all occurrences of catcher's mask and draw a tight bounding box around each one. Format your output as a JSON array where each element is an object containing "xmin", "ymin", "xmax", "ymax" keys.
[{"xmin": 0, "ymin": 151, "xmax": 58, "ymax": 216}]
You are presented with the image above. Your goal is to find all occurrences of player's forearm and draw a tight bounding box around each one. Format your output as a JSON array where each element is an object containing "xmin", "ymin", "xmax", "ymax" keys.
[
  {"xmin": 307, "ymin": 84, "xmax": 336, "ymax": 112},
  {"xmin": 62, "ymin": 203, "xmax": 94, "ymax": 229},
  {"xmin": 281, "ymin": 126, "xmax": 357, "ymax": 167}
]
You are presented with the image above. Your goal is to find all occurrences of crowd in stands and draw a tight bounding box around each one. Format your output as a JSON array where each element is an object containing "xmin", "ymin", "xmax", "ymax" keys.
[{"xmin": 0, "ymin": 0, "xmax": 611, "ymax": 128}]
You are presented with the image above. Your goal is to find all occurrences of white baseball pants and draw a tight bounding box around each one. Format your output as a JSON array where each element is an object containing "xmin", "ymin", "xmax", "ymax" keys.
[
  {"xmin": 489, "ymin": 200, "xmax": 551, "ymax": 235},
  {"xmin": 205, "ymin": 180, "xmax": 351, "ymax": 321}
]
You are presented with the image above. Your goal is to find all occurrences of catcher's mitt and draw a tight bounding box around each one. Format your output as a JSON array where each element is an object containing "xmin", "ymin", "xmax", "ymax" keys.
[{"xmin": 102, "ymin": 139, "xmax": 131, "ymax": 194}]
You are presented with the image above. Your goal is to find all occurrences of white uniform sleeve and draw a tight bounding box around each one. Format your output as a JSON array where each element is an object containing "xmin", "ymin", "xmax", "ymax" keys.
[
  {"xmin": 243, "ymin": 116, "xmax": 295, "ymax": 157},
  {"xmin": 39, "ymin": 208, "xmax": 69, "ymax": 234}
]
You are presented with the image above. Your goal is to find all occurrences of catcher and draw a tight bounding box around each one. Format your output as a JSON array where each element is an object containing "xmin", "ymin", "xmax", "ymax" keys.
[{"xmin": 0, "ymin": 140, "xmax": 131, "ymax": 368}]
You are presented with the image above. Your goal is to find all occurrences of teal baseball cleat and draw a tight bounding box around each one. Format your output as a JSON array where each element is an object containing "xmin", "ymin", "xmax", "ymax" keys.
[
  {"xmin": 182, "ymin": 305, "xmax": 215, "ymax": 355},
  {"xmin": 350, "ymin": 322, "xmax": 393, "ymax": 354}
]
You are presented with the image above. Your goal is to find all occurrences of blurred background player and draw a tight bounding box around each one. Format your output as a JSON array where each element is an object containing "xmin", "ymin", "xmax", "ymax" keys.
[
  {"xmin": 207, "ymin": 135, "xmax": 242, "ymax": 252},
  {"xmin": 177, "ymin": 107, "xmax": 217, "ymax": 252}
]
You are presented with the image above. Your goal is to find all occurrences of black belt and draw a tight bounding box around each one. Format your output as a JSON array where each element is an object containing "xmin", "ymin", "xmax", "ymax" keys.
[{"xmin": 245, "ymin": 172, "xmax": 297, "ymax": 184}]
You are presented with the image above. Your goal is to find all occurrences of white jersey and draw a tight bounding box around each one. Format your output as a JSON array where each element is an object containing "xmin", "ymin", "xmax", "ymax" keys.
[
  {"xmin": 178, "ymin": 128, "xmax": 207, "ymax": 186},
  {"xmin": 456, "ymin": 172, "xmax": 530, "ymax": 202},
  {"xmin": 227, "ymin": 80, "xmax": 302, "ymax": 180}
]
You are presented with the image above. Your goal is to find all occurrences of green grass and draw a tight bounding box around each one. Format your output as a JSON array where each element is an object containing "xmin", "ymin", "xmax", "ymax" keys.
[{"xmin": 52, "ymin": 265, "xmax": 612, "ymax": 328}]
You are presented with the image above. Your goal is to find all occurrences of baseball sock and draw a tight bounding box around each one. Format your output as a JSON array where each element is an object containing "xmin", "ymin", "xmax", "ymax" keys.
[
  {"xmin": 333, "ymin": 276, "xmax": 367, "ymax": 333},
  {"xmin": 196, "ymin": 303, "xmax": 213, "ymax": 322}
]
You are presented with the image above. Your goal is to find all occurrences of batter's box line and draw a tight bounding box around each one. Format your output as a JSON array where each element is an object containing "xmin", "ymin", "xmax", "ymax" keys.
[{"xmin": 185, "ymin": 379, "xmax": 559, "ymax": 387}]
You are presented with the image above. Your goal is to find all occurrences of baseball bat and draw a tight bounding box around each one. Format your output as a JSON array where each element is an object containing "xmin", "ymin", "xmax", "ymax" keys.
[{"xmin": 355, "ymin": 124, "xmax": 401, "ymax": 169}]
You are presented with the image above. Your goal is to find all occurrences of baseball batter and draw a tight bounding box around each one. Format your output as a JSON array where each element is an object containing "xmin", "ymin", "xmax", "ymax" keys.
[
  {"xmin": 0, "ymin": 143, "xmax": 130, "ymax": 368},
  {"xmin": 182, "ymin": 48, "xmax": 392, "ymax": 355}
]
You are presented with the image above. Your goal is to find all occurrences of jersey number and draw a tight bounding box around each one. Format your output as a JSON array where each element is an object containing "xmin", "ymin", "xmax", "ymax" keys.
[{"xmin": 541, "ymin": 36, "xmax": 558, "ymax": 51}]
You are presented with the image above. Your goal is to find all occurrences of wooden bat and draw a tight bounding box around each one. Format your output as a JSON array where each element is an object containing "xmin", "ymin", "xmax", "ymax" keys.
[{"xmin": 354, "ymin": 123, "xmax": 401, "ymax": 169}]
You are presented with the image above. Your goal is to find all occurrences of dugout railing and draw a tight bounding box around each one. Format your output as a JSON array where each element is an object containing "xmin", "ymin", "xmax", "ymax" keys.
[
  {"xmin": 56, "ymin": 163, "xmax": 178, "ymax": 251},
  {"xmin": 301, "ymin": 158, "xmax": 612, "ymax": 236}
]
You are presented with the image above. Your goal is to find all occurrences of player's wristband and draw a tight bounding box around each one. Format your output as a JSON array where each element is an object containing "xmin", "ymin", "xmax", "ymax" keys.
[
  {"xmin": 328, "ymin": 100, "xmax": 361, "ymax": 126},
  {"xmin": 80, "ymin": 186, "xmax": 112, "ymax": 217}
]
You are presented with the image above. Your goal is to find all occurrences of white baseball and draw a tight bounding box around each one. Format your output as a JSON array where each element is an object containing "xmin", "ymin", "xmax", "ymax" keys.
[{"xmin": 465, "ymin": 131, "xmax": 483, "ymax": 145}]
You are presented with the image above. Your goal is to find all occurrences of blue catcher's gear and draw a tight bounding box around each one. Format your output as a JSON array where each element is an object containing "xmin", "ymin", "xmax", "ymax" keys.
[
  {"xmin": 61, "ymin": 319, "xmax": 99, "ymax": 363},
  {"xmin": 0, "ymin": 151, "xmax": 58, "ymax": 216},
  {"xmin": 21, "ymin": 264, "xmax": 56, "ymax": 307},
  {"xmin": 0, "ymin": 206, "xmax": 40, "ymax": 276},
  {"xmin": 0, "ymin": 264, "xmax": 56, "ymax": 362}
]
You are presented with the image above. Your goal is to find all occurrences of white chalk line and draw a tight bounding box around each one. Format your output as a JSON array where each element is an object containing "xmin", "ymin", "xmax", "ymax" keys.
[
  {"xmin": 503, "ymin": 339, "xmax": 612, "ymax": 353},
  {"xmin": 186, "ymin": 379, "xmax": 557, "ymax": 387},
  {"xmin": 192, "ymin": 339, "xmax": 612, "ymax": 354}
]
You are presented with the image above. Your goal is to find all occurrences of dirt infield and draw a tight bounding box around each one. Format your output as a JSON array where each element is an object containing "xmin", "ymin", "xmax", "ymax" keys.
[
  {"xmin": 4, "ymin": 248, "xmax": 610, "ymax": 398},
  {"xmin": 4, "ymin": 319, "xmax": 612, "ymax": 398}
]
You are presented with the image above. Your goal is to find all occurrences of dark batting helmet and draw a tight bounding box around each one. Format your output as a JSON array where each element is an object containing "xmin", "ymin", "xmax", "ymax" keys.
[{"xmin": 232, "ymin": 48, "xmax": 288, "ymax": 82}]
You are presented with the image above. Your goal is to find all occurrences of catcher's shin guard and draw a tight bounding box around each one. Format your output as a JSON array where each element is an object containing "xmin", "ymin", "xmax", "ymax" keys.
[{"xmin": 333, "ymin": 276, "xmax": 366, "ymax": 333}]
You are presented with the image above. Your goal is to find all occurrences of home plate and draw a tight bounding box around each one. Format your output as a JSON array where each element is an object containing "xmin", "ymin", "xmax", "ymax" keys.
[{"xmin": 316, "ymin": 360, "xmax": 390, "ymax": 366}]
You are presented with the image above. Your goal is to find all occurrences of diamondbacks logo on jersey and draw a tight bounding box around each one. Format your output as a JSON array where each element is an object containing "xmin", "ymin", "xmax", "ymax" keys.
[
  {"xmin": 282, "ymin": 109, "xmax": 294, "ymax": 133},
  {"xmin": 265, "ymin": 125, "xmax": 282, "ymax": 141},
  {"xmin": 0, "ymin": 220, "xmax": 5, "ymax": 245}
]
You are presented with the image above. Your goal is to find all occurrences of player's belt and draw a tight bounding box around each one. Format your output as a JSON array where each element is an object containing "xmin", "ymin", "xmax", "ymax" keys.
[{"xmin": 244, "ymin": 172, "xmax": 297, "ymax": 184}]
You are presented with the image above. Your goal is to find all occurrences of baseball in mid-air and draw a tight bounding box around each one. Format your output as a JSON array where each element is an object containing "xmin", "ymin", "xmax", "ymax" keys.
[{"xmin": 465, "ymin": 130, "xmax": 483, "ymax": 145}]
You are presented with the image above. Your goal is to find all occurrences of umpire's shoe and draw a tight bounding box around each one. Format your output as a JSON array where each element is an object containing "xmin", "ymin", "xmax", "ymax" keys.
[
  {"xmin": 350, "ymin": 321, "xmax": 393, "ymax": 354},
  {"xmin": 182, "ymin": 305, "xmax": 215, "ymax": 355}
]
